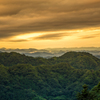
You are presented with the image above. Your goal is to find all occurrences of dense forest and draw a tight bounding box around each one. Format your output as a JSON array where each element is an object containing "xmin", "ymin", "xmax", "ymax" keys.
[{"xmin": 0, "ymin": 51, "xmax": 100, "ymax": 100}]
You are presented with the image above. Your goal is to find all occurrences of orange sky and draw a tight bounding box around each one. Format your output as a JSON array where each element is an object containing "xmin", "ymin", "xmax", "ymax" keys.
[{"xmin": 0, "ymin": 0, "xmax": 100, "ymax": 49}]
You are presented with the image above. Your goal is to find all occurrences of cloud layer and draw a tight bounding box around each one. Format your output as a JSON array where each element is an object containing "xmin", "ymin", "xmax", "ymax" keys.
[
  {"xmin": 0, "ymin": 0, "xmax": 100, "ymax": 40},
  {"xmin": 34, "ymin": 33, "xmax": 68, "ymax": 40},
  {"xmin": 80, "ymin": 33, "xmax": 100, "ymax": 39}
]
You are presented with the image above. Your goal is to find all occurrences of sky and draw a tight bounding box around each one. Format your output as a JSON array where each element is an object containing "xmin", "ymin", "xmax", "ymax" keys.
[{"xmin": 0, "ymin": 0, "xmax": 100, "ymax": 49}]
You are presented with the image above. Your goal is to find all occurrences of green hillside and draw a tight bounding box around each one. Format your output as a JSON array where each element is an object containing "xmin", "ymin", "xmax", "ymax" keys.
[
  {"xmin": 0, "ymin": 51, "xmax": 100, "ymax": 69},
  {"xmin": 76, "ymin": 82, "xmax": 100, "ymax": 100},
  {"xmin": 90, "ymin": 82, "xmax": 100, "ymax": 99},
  {"xmin": 50, "ymin": 52, "xmax": 100, "ymax": 70},
  {"xmin": 0, "ymin": 52, "xmax": 49, "ymax": 66},
  {"xmin": 0, "ymin": 51, "xmax": 100, "ymax": 100}
]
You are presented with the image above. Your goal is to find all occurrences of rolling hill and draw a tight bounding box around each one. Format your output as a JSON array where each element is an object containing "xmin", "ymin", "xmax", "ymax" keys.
[{"xmin": 0, "ymin": 51, "xmax": 100, "ymax": 100}]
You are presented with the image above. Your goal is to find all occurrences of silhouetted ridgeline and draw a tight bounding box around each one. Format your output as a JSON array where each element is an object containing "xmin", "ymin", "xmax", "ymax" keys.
[{"xmin": 0, "ymin": 51, "xmax": 100, "ymax": 100}]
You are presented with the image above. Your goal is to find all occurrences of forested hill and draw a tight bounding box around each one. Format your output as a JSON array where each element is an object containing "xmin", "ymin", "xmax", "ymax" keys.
[
  {"xmin": 0, "ymin": 51, "xmax": 100, "ymax": 70},
  {"xmin": 50, "ymin": 51, "xmax": 100, "ymax": 70},
  {"xmin": 0, "ymin": 52, "xmax": 100, "ymax": 100},
  {"xmin": 0, "ymin": 52, "xmax": 50, "ymax": 66}
]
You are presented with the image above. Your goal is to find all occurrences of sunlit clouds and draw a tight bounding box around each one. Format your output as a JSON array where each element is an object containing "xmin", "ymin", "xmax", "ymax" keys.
[{"xmin": 0, "ymin": 0, "xmax": 100, "ymax": 48}]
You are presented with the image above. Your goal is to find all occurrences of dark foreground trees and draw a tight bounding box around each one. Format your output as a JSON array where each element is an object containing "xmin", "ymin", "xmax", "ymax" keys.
[{"xmin": 76, "ymin": 84, "xmax": 100, "ymax": 100}]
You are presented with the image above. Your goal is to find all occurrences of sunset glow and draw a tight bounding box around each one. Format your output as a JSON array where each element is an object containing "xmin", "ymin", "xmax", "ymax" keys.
[{"xmin": 0, "ymin": 0, "xmax": 100, "ymax": 49}]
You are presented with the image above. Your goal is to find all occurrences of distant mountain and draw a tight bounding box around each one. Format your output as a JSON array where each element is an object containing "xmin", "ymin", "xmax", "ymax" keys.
[
  {"xmin": 1, "ymin": 47, "xmax": 100, "ymax": 59},
  {"xmin": 25, "ymin": 52, "xmax": 55, "ymax": 58},
  {"xmin": 23, "ymin": 51, "xmax": 100, "ymax": 59},
  {"xmin": 95, "ymin": 55, "xmax": 100, "ymax": 59}
]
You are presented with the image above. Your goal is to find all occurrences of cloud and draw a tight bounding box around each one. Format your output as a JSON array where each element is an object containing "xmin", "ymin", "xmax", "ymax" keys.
[
  {"xmin": 0, "ymin": 0, "xmax": 100, "ymax": 39},
  {"xmin": 33, "ymin": 33, "xmax": 68, "ymax": 40},
  {"xmin": 80, "ymin": 33, "xmax": 100, "ymax": 39},
  {"xmin": 8, "ymin": 39, "xmax": 28, "ymax": 42},
  {"xmin": 81, "ymin": 36, "xmax": 97, "ymax": 39}
]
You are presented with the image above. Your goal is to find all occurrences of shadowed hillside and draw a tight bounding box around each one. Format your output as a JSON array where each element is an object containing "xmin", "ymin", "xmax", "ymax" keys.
[{"xmin": 0, "ymin": 52, "xmax": 100, "ymax": 100}]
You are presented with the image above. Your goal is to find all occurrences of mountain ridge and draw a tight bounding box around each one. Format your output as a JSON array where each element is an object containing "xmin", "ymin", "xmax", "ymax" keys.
[{"xmin": 0, "ymin": 51, "xmax": 100, "ymax": 70}]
